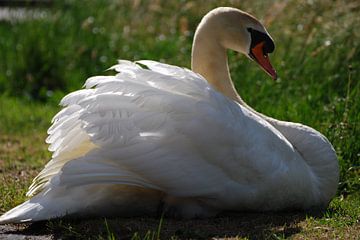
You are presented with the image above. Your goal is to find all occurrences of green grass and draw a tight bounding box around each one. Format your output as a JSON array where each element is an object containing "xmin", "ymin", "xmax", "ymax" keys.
[{"xmin": 0, "ymin": 0, "xmax": 359, "ymax": 239}]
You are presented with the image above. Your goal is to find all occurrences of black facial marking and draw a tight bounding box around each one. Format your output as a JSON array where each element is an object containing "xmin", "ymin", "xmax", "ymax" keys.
[{"xmin": 247, "ymin": 28, "xmax": 275, "ymax": 54}]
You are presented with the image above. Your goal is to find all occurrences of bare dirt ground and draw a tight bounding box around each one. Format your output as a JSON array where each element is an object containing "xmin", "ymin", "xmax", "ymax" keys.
[
  {"xmin": 0, "ymin": 211, "xmax": 312, "ymax": 240},
  {"xmin": 0, "ymin": 224, "xmax": 51, "ymax": 240}
]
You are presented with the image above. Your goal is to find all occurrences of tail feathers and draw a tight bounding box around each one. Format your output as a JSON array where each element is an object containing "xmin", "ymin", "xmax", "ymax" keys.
[
  {"xmin": 0, "ymin": 189, "xmax": 76, "ymax": 224},
  {"xmin": 0, "ymin": 199, "xmax": 53, "ymax": 224},
  {"xmin": 274, "ymin": 122, "xmax": 339, "ymax": 205},
  {"xmin": 0, "ymin": 184, "xmax": 163, "ymax": 224}
]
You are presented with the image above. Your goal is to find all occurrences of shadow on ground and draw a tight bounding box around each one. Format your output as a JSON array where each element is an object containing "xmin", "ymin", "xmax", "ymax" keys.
[{"xmin": 0, "ymin": 210, "xmax": 326, "ymax": 240}]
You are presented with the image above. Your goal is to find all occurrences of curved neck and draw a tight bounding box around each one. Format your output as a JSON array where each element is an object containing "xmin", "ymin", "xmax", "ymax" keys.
[
  {"xmin": 191, "ymin": 38, "xmax": 288, "ymax": 134},
  {"xmin": 191, "ymin": 32, "xmax": 242, "ymax": 103},
  {"xmin": 191, "ymin": 30, "xmax": 268, "ymax": 120}
]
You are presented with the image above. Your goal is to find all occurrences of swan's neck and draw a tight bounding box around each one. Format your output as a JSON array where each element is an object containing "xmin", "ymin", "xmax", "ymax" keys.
[
  {"xmin": 191, "ymin": 31, "xmax": 267, "ymax": 120},
  {"xmin": 191, "ymin": 32, "xmax": 242, "ymax": 103}
]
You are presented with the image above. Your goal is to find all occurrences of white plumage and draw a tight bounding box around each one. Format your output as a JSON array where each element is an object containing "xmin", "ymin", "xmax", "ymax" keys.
[{"xmin": 0, "ymin": 7, "xmax": 339, "ymax": 223}]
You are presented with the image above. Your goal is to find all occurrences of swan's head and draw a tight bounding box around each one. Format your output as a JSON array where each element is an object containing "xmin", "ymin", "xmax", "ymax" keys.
[{"xmin": 198, "ymin": 7, "xmax": 277, "ymax": 80}]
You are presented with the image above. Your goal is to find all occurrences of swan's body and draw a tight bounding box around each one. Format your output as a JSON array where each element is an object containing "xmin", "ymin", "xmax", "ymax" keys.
[{"xmin": 0, "ymin": 7, "xmax": 338, "ymax": 223}]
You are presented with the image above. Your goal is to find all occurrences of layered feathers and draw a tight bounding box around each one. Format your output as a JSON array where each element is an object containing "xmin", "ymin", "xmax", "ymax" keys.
[{"xmin": 0, "ymin": 60, "xmax": 338, "ymax": 223}]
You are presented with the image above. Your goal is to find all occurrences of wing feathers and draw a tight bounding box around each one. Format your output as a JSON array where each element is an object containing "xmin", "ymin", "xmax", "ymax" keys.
[{"xmin": 27, "ymin": 60, "xmax": 255, "ymax": 199}]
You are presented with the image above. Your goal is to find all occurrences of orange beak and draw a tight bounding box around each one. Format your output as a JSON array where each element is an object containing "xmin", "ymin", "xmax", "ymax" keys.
[{"xmin": 250, "ymin": 41, "xmax": 277, "ymax": 80}]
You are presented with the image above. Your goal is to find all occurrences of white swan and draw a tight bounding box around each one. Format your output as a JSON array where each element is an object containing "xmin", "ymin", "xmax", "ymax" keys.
[{"xmin": 0, "ymin": 7, "xmax": 339, "ymax": 223}]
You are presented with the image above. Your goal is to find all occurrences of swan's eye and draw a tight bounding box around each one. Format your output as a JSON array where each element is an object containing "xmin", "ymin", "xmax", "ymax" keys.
[
  {"xmin": 263, "ymin": 40, "xmax": 275, "ymax": 54},
  {"xmin": 247, "ymin": 28, "xmax": 275, "ymax": 55}
]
